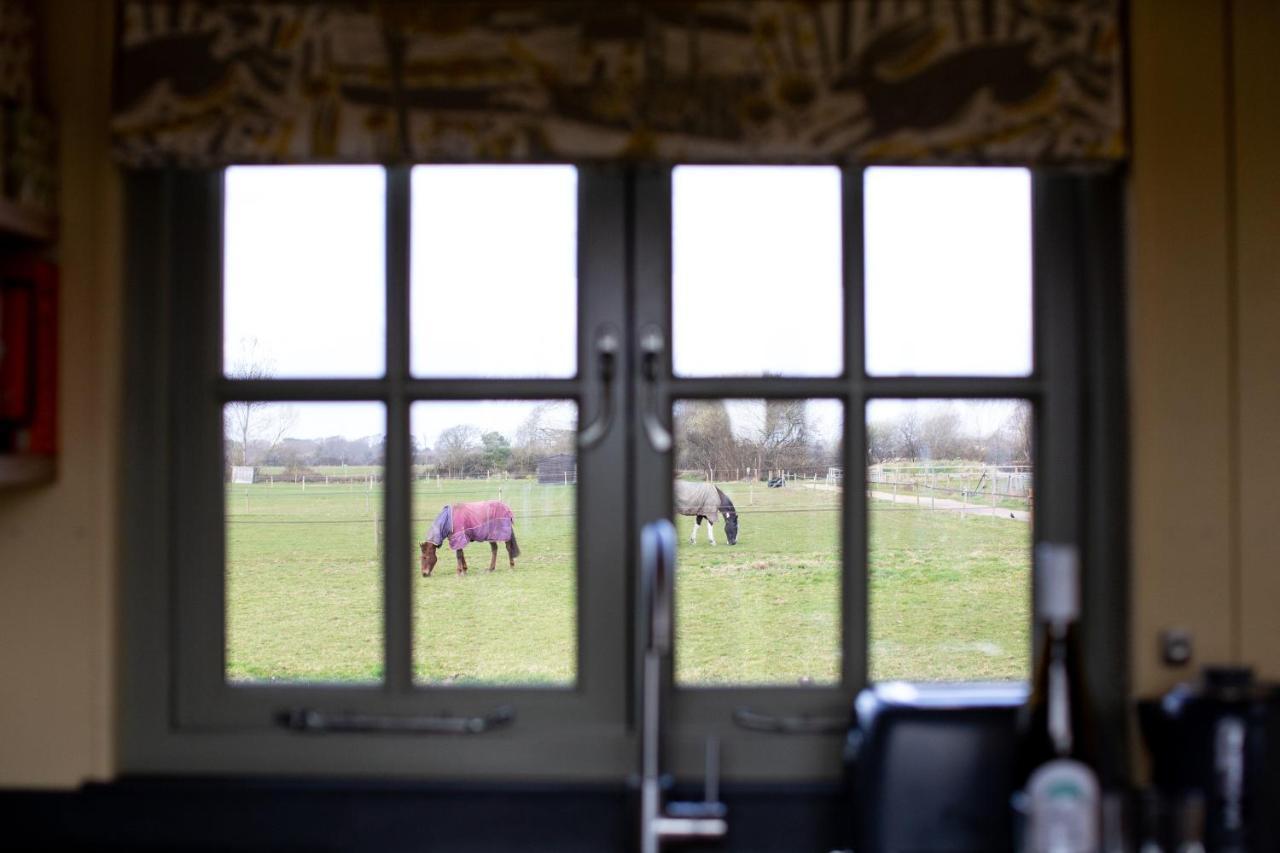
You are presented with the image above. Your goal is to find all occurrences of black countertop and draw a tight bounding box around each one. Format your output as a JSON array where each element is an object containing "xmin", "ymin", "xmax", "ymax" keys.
[{"xmin": 2, "ymin": 777, "xmax": 849, "ymax": 852}]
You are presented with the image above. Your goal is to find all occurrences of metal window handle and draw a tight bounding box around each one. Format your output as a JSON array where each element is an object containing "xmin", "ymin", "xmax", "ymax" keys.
[
  {"xmin": 639, "ymin": 326, "xmax": 673, "ymax": 454},
  {"xmin": 732, "ymin": 706, "xmax": 849, "ymax": 735},
  {"xmin": 277, "ymin": 705, "xmax": 515, "ymax": 735},
  {"xmin": 642, "ymin": 518, "xmax": 675, "ymax": 656},
  {"xmin": 578, "ymin": 326, "xmax": 620, "ymax": 449}
]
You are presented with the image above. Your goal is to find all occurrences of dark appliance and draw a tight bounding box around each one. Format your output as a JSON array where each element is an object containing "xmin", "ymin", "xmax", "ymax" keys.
[
  {"xmin": 1139, "ymin": 666, "xmax": 1280, "ymax": 852},
  {"xmin": 844, "ymin": 682, "xmax": 1027, "ymax": 853}
]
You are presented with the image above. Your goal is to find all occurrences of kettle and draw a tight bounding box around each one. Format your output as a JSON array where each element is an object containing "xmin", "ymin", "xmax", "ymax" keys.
[{"xmin": 1138, "ymin": 666, "xmax": 1280, "ymax": 852}]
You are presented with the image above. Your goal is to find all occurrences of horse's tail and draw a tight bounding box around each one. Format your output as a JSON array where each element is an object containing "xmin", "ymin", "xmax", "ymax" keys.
[{"xmin": 507, "ymin": 529, "xmax": 521, "ymax": 559}]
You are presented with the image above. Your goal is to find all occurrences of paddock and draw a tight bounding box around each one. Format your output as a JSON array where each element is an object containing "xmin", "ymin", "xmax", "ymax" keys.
[{"xmin": 225, "ymin": 475, "xmax": 1031, "ymax": 686}]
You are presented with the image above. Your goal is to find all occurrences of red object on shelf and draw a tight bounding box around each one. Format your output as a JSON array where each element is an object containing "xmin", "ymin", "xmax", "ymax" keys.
[{"xmin": 0, "ymin": 255, "xmax": 56, "ymax": 456}]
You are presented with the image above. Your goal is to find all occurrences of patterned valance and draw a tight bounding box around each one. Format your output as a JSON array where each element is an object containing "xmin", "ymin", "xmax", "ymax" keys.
[{"xmin": 112, "ymin": 1, "xmax": 1126, "ymax": 167}]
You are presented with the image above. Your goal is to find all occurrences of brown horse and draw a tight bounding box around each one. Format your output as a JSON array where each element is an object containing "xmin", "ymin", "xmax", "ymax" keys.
[{"xmin": 420, "ymin": 500, "xmax": 521, "ymax": 576}]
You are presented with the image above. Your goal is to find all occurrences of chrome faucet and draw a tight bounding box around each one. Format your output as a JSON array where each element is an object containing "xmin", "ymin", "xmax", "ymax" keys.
[{"xmin": 639, "ymin": 520, "xmax": 729, "ymax": 853}]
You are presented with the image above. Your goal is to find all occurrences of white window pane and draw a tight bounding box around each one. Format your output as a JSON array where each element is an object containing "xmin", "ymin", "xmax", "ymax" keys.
[
  {"xmin": 224, "ymin": 402, "xmax": 386, "ymax": 684},
  {"xmin": 224, "ymin": 166, "xmax": 386, "ymax": 378},
  {"xmin": 673, "ymin": 167, "xmax": 843, "ymax": 377},
  {"xmin": 411, "ymin": 166, "xmax": 577, "ymax": 379},
  {"xmin": 866, "ymin": 399, "xmax": 1032, "ymax": 682},
  {"xmin": 411, "ymin": 400, "xmax": 577, "ymax": 686},
  {"xmin": 674, "ymin": 399, "xmax": 843, "ymax": 686},
  {"xmin": 865, "ymin": 167, "xmax": 1032, "ymax": 377}
]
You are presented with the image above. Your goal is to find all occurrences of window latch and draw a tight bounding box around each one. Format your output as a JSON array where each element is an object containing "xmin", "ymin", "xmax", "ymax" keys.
[
  {"xmin": 277, "ymin": 705, "xmax": 515, "ymax": 735},
  {"xmin": 578, "ymin": 325, "xmax": 620, "ymax": 450},
  {"xmin": 638, "ymin": 326, "xmax": 672, "ymax": 453},
  {"xmin": 732, "ymin": 706, "xmax": 849, "ymax": 736}
]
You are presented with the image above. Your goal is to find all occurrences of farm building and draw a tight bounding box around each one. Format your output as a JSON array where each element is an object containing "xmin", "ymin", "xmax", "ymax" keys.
[{"xmin": 536, "ymin": 454, "xmax": 576, "ymax": 485}]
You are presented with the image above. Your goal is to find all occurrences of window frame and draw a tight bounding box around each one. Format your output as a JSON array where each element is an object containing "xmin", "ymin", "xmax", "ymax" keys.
[{"xmin": 119, "ymin": 166, "xmax": 1129, "ymax": 784}]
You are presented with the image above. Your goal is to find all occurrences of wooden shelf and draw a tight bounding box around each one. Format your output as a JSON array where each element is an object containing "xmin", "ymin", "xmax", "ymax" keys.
[
  {"xmin": 0, "ymin": 453, "xmax": 56, "ymax": 489},
  {"xmin": 0, "ymin": 198, "xmax": 55, "ymax": 242}
]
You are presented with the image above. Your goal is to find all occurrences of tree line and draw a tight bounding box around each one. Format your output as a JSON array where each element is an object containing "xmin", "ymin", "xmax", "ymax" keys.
[
  {"xmin": 675, "ymin": 399, "xmax": 840, "ymax": 479},
  {"xmin": 866, "ymin": 403, "xmax": 1031, "ymax": 466},
  {"xmin": 224, "ymin": 401, "xmax": 576, "ymax": 478}
]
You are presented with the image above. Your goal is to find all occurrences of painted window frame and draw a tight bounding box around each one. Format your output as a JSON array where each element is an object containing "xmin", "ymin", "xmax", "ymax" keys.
[{"xmin": 119, "ymin": 166, "xmax": 1129, "ymax": 783}]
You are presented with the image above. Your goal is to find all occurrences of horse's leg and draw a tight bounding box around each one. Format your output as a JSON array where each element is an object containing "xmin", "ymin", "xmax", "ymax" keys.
[
  {"xmin": 506, "ymin": 539, "xmax": 516, "ymax": 568},
  {"xmin": 456, "ymin": 549, "xmax": 468, "ymax": 576},
  {"xmin": 707, "ymin": 520, "xmax": 717, "ymax": 546},
  {"xmin": 690, "ymin": 516, "xmax": 701, "ymax": 545},
  {"xmin": 489, "ymin": 541, "xmax": 498, "ymax": 572}
]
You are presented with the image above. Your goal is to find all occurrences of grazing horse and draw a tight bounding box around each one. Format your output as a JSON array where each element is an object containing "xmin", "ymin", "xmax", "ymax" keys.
[
  {"xmin": 674, "ymin": 481, "xmax": 739, "ymax": 546},
  {"xmin": 420, "ymin": 500, "xmax": 521, "ymax": 576}
]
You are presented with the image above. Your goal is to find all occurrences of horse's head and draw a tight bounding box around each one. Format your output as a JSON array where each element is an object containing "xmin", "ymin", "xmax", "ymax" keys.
[
  {"xmin": 420, "ymin": 541, "xmax": 439, "ymax": 576},
  {"xmin": 724, "ymin": 511, "xmax": 739, "ymax": 545}
]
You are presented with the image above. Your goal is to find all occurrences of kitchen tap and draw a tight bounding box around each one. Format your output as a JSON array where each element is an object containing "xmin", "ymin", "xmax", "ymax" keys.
[{"xmin": 639, "ymin": 519, "xmax": 729, "ymax": 853}]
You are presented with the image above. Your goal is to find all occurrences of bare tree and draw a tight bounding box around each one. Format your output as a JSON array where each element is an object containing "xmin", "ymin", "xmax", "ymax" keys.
[
  {"xmin": 893, "ymin": 409, "xmax": 923, "ymax": 460},
  {"xmin": 513, "ymin": 402, "xmax": 574, "ymax": 472},
  {"xmin": 1005, "ymin": 405, "xmax": 1033, "ymax": 465},
  {"xmin": 867, "ymin": 419, "xmax": 895, "ymax": 464},
  {"xmin": 675, "ymin": 400, "xmax": 738, "ymax": 479},
  {"xmin": 921, "ymin": 406, "xmax": 964, "ymax": 460},
  {"xmin": 436, "ymin": 424, "xmax": 481, "ymax": 477},
  {"xmin": 744, "ymin": 399, "xmax": 810, "ymax": 476},
  {"xmin": 223, "ymin": 338, "xmax": 297, "ymax": 467}
]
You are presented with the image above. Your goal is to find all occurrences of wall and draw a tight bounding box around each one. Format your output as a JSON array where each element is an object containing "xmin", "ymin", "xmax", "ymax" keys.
[
  {"xmin": 0, "ymin": 0, "xmax": 120, "ymax": 786},
  {"xmin": 0, "ymin": 0, "xmax": 1277, "ymax": 786},
  {"xmin": 1233, "ymin": 0, "xmax": 1280, "ymax": 683},
  {"xmin": 1129, "ymin": 0, "xmax": 1280, "ymax": 694}
]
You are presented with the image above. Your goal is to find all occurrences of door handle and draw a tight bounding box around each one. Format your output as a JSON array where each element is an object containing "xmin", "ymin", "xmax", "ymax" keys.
[
  {"xmin": 639, "ymin": 326, "xmax": 672, "ymax": 453},
  {"xmin": 731, "ymin": 706, "xmax": 849, "ymax": 735},
  {"xmin": 578, "ymin": 325, "xmax": 620, "ymax": 449},
  {"xmin": 277, "ymin": 705, "xmax": 515, "ymax": 735}
]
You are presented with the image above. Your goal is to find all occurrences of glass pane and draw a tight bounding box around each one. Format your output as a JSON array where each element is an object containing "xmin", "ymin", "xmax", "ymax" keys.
[
  {"xmin": 411, "ymin": 401, "xmax": 577, "ymax": 686},
  {"xmin": 224, "ymin": 401, "xmax": 385, "ymax": 683},
  {"xmin": 864, "ymin": 167, "xmax": 1032, "ymax": 377},
  {"xmin": 673, "ymin": 399, "xmax": 843, "ymax": 686},
  {"xmin": 867, "ymin": 399, "xmax": 1033, "ymax": 681},
  {"xmin": 411, "ymin": 166, "xmax": 577, "ymax": 378},
  {"xmin": 224, "ymin": 166, "xmax": 385, "ymax": 378},
  {"xmin": 673, "ymin": 167, "xmax": 842, "ymax": 377}
]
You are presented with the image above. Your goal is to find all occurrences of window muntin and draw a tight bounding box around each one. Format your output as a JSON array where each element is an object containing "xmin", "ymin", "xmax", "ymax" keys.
[
  {"xmin": 864, "ymin": 167, "xmax": 1033, "ymax": 377},
  {"xmin": 671, "ymin": 166, "xmax": 843, "ymax": 378},
  {"xmin": 223, "ymin": 166, "xmax": 386, "ymax": 379},
  {"xmin": 224, "ymin": 401, "xmax": 386, "ymax": 684},
  {"xmin": 866, "ymin": 399, "xmax": 1033, "ymax": 683},
  {"xmin": 410, "ymin": 166, "xmax": 577, "ymax": 379},
  {"xmin": 411, "ymin": 400, "xmax": 578, "ymax": 687}
]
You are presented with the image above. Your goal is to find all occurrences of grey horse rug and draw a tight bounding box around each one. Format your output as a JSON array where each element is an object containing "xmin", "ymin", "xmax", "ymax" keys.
[{"xmin": 675, "ymin": 481, "xmax": 722, "ymax": 521}]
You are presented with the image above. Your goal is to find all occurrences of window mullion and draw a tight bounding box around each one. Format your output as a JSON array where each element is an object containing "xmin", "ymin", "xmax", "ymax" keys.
[
  {"xmin": 385, "ymin": 165, "xmax": 412, "ymax": 695},
  {"xmin": 1031, "ymin": 174, "xmax": 1083, "ymax": 545},
  {"xmin": 842, "ymin": 166, "xmax": 868, "ymax": 690}
]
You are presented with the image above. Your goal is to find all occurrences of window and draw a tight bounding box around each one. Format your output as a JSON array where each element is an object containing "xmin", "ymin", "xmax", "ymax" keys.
[{"xmin": 121, "ymin": 165, "xmax": 1127, "ymax": 780}]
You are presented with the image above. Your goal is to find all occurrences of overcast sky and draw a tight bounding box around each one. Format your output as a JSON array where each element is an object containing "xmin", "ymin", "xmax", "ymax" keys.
[{"xmin": 224, "ymin": 165, "xmax": 1031, "ymax": 447}]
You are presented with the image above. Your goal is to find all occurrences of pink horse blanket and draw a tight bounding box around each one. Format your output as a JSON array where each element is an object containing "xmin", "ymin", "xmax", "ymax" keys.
[{"xmin": 449, "ymin": 500, "xmax": 515, "ymax": 551}]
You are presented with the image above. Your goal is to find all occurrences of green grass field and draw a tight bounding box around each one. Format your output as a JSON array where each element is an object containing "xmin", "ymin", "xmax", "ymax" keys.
[{"xmin": 226, "ymin": 478, "xmax": 1029, "ymax": 687}]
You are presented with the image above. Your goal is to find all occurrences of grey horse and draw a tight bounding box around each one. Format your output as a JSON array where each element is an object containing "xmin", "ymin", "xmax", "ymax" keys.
[{"xmin": 674, "ymin": 481, "xmax": 739, "ymax": 545}]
